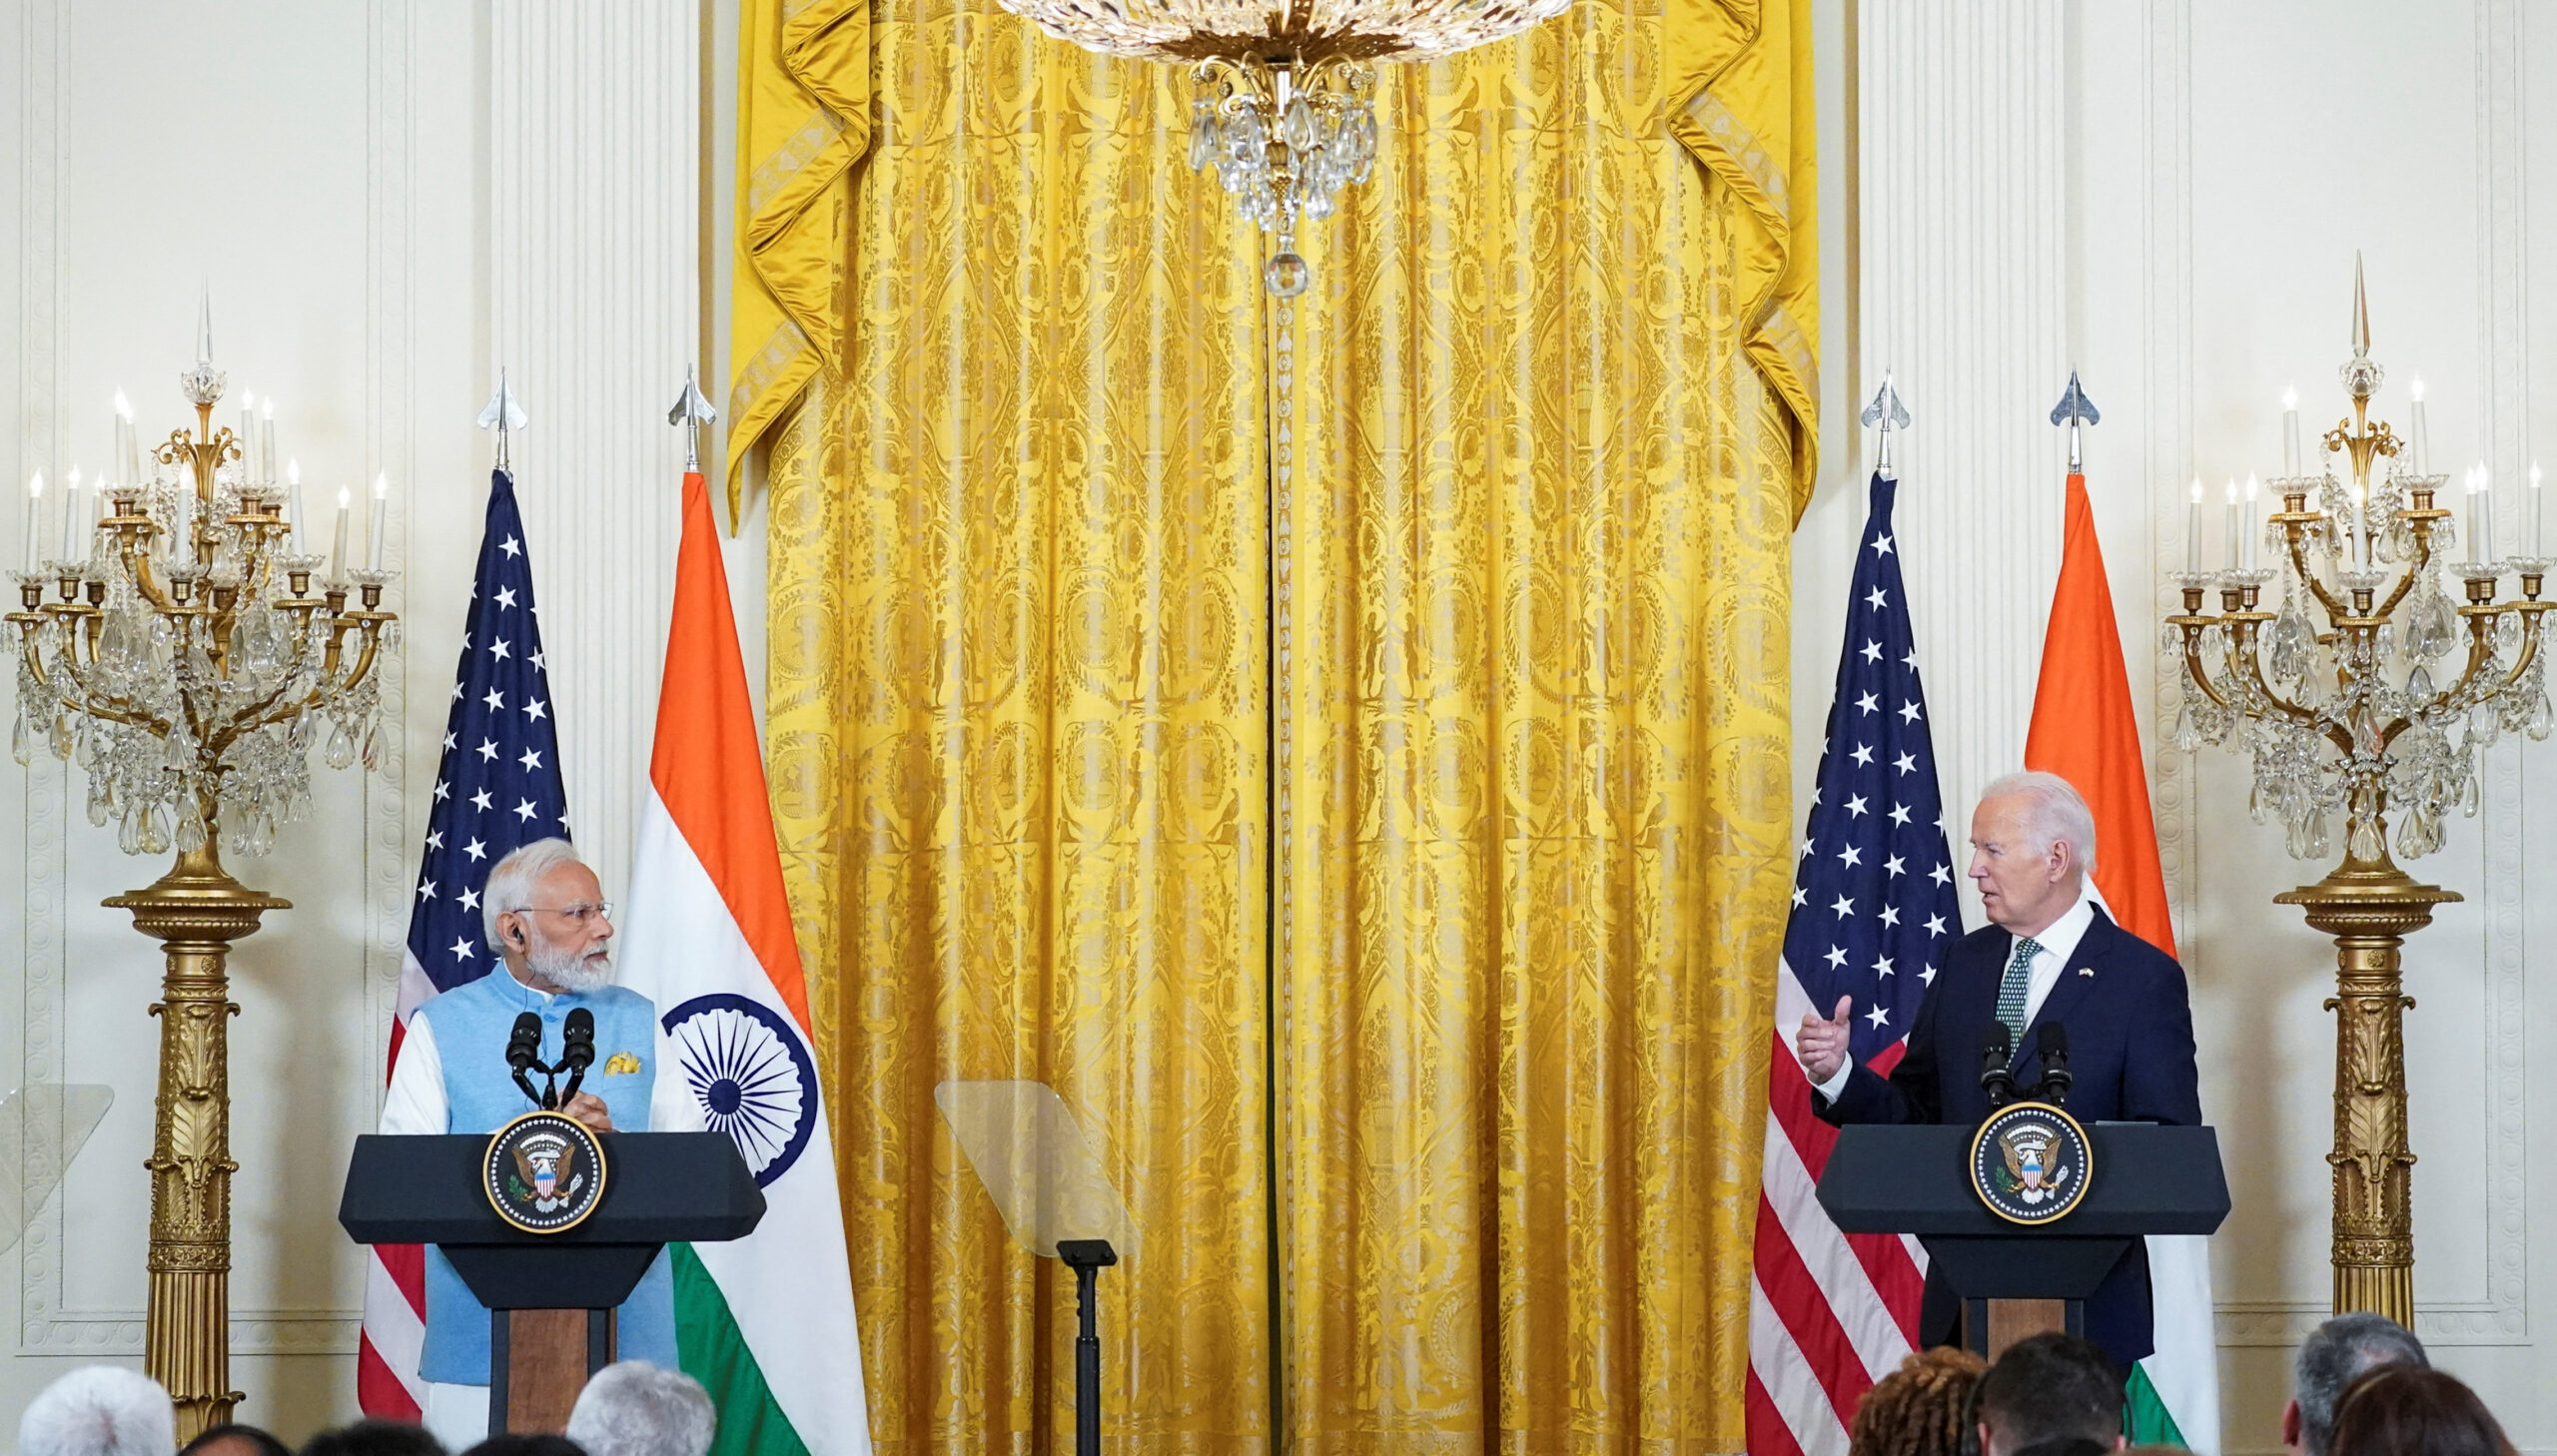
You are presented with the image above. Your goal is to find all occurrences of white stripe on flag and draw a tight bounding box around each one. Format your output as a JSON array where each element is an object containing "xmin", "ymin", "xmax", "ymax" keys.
[
  {"xmin": 361, "ymin": 1257, "xmax": 426, "ymax": 1408},
  {"xmin": 1751, "ymin": 1277, "xmax": 1852, "ymax": 1456},
  {"xmin": 1760, "ymin": 1109, "xmax": 1912, "ymax": 1379}
]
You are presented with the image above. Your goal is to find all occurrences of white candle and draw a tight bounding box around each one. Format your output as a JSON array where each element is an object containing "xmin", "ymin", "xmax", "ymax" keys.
[
  {"xmin": 239, "ymin": 391, "xmax": 256, "ymax": 479},
  {"xmin": 2409, "ymin": 379, "xmax": 2430, "ymax": 477},
  {"xmin": 173, "ymin": 483, "xmax": 194, "ymax": 564},
  {"xmin": 330, "ymin": 486, "xmax": 350, "ymax": 579},
  {"xmin": 368, "ymin": 471, "xmax": 389, "ymax": 570},
  {"xmin": 59, "ymin": 467, "xmax": 81, "ymax": 561},
  {"xmin": 2185, "ymin": 478, "xmax": 2203, "ymax": 573},
  {"xmin": 2223, "ymin": 477, "xmax": 2241, "ymax": 569},
  {"xmin": 2469, "ymin": 464, "xmax": 2495, "ymax": 565},
  {"xmin": 287, "ymin": 460, "xmax": 305, "ymax": 555},
  {"xmin": 2282, "ymin": 386, "xmax": 2302, "ymax": 478},
  {"xmin": 2243, "ymin": 473, "xmax": 2261, "ymax": 569},
  {"xmin": 21, "ymin": 473, "xmax": 42, "ymax": 573},
  {"xmin": 260, "ymin": 400, "xmax": 276, "ymax": 487},
  {"xmin": 2350, "ymin": 482, "xmax": 2371, "ymax": 568},
  {"xmin": 2532, "ymin": 461, "xmax": 2545, "ymax": 557},
  {"xmin": 89, "ymin": 484, "xmax": 107, "ymax": 562}
]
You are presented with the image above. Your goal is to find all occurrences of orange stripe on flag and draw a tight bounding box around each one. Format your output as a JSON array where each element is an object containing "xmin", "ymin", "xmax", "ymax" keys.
[
  {"xmin": 648, "ymin": 471, "xmax": 815, "ymax": 1034},
  {"xmin": 2025, "ymin": 473, "xmax": 2176, "ymax": 958}
]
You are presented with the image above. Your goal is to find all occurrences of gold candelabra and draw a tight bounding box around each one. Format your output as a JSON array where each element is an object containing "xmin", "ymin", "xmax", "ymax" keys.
[
  {"xmin": 5, "ymin": 335, "xmax": 395, "ymax": 1436},
  {"xmin": 2166, "ymin": 265, "xmax": 2552, "ymax": 1328}
]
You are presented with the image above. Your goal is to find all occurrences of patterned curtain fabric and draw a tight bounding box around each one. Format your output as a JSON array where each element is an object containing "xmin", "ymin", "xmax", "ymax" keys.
[{"xmin": 737, "ymin": 0, "xmax": 1809, "ymax": 1451}]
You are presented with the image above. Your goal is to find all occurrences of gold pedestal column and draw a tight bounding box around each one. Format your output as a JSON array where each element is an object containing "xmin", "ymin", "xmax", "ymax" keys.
[
  {"xmin": 2274, "ymin": 861, "xmax": 2457, "ymax": 1329},
  {"xmin": 104, "ymin": 837, "xmax": 288, "ymax": 1441}
]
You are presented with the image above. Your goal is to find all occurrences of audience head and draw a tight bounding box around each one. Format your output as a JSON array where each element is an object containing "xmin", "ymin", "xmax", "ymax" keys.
[
  {"xmin": 1849, "ymin": 1346, "xmax": 1987, "ymax": 1456},
  {"xmin": 2284, "ymin": 1312, "xmax": 2429, "ymax": 1456},
  {"xmin": 565, "ymin": 1361, "xmax": 717, "ymax": 1456},
  {"xmin": 2326, "ymin": 1365, "xmax": 2511, "ymax": 1456},
  {"xmin": 182, "ymin": 1423, "xmax": 293, "ymax": 1456},
  {"xmin": 299, "ymin": 1418, "xmax": 449, "ymax": 1456},
  {"xmin": 458, "ymin": 1436, "xmax": 585, "ymax": 1456},
  {"xmin": 1975, "ymin": 1333, "xmax": 2125, "ymax": 1456},
  {"xmin": 18, "ymin": 1366, "xmax": 176, "ymax": 1456}
]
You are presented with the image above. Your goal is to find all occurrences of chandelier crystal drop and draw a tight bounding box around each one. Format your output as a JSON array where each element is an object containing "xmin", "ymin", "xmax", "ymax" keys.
[
  {"xmin": 7, "ymin": 364, "xmax": 396, "ymax": 860},
  {"xmin": 995, "ymin": 0, "xmax": 1573, "ymax": 294}
]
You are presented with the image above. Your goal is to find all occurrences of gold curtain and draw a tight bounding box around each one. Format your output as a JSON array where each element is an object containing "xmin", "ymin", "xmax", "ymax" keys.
[
  {"xmin": 741, "ymin": 0, "xmax": 1809, "ymax": 1450},
  {"xmin": 1276, "ymin": 8, "xmax": 1797, "ymax": 1453}
]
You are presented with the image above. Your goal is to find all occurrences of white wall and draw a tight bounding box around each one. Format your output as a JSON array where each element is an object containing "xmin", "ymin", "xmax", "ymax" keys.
[
  {"xmin": 0, "ymin": 1, "xmax": 731, "ymax": 1438},
  {"xmin": 1802, "ymin": 1, "xmax": 2557, "ymax": 1449}
]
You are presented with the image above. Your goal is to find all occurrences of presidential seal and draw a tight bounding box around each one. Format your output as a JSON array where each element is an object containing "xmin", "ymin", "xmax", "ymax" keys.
[
  {"xmin": 1969, "ymin": 1101, "xmax": 2094, "ymax": 1225},
  {"xmin": 484, "ymin": 1110, "xmax": 608, "ymax": 1233}
]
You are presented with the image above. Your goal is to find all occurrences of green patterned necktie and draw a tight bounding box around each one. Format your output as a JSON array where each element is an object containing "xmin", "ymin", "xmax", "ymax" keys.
[{"xmin": 1997, "ymin": 936, "xmax": 2044, "ymax": 1047}]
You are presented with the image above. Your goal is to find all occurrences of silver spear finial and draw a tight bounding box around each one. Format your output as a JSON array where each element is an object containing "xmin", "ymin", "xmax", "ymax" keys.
[
  {"xmin": 477, "ymin": 369, "xmax": 527, "ymax": 471},
  {"xmin": 1862, "ymin": 371, "xmax": 1911, "ymax": 479},
  {"xmin": 667, "ymin": 364, "xmax": 718, "ymax": 472},
  {"xmin": 2050, "ymin": 369, "xmax": 2101, "ymax": 471}
]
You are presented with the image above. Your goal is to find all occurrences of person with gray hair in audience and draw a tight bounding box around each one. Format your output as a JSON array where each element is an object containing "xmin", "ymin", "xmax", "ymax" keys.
[
  {"xmin": 564, "ymin": 1360, "xmax": 717, "ymax": 1456},
  {"xmin": 2282, "ymin": 1312, "xmax": 2428, "ymax": 1456},
  {"xmin": 18, "ymin": 1366, "xmax": 177, "ymax": 1456}
]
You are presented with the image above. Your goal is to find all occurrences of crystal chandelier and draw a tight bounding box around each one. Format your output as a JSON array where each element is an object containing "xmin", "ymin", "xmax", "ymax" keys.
[
  {"xmin": 996, "ymin": 0, "xmax": 1574, "ymax": 295},
  {"xmin": 2167, "ymin": 264, "xmax": 2552, "ymax": 866},
  {"xmin": 7, "ymin": 324, "xmax": 397, "ymax": 860}
]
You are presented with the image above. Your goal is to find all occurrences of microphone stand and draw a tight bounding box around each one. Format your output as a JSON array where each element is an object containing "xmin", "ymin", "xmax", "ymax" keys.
[{"xmin": 1057, "ymin": 1239, "xmax": 1118, "ymax": 1456}]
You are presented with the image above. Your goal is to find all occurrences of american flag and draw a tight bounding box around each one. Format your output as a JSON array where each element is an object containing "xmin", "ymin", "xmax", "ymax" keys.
[
  {"xmin": 357, "ymin": 467, "xmax": 571, "ymax": 1419},
  {"xmin": 1746, "ymin": 471, "xmax": 1963, "ymax": 1456}
]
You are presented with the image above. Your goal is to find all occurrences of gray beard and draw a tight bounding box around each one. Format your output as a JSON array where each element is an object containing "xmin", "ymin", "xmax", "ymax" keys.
[{"xmin": 529, "ymin": 938, "xmax": 613, "ymax": 994}]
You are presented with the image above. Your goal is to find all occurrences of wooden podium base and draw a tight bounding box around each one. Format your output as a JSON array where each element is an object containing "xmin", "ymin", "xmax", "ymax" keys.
[
  {"xmin": 1963, "ymin": 1297, "xmax": 2071, "ymax": 1358},
  {"xmin": 489, "ymin": 1308, "xmax": 613, "ymax": 1435}
]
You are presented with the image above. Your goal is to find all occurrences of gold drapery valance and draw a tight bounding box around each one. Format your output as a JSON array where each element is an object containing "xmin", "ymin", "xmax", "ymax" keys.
[{"xmin": 736, "ymin": 0, "xmax": 1810, "ymax": 1449}]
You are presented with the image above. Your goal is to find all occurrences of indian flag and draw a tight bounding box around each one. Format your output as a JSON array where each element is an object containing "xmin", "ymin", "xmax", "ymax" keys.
[
  {"xmin": 2025, "ymin": 469, "xmax": 2218, "ymax": 1453},
  {"xmin": 620, "ymin": 470, "xmax": 872, "ymax": 1456}
]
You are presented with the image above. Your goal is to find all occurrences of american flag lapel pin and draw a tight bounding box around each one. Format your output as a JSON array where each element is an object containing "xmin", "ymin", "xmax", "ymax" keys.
[{"xmin": 2077, "ymin": 967, "xmax": 2095, "ymax": 978}]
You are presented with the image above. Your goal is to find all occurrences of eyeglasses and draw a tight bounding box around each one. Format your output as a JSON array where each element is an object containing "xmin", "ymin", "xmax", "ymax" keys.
[{"xmin": 509, "ymin": 902, "xmax": 614, "ymax": 925}]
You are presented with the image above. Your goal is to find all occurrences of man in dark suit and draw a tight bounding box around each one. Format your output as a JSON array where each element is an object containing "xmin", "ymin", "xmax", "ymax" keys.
[{"xmin": 1793, "ymin": 770, "xmax": 2202, "ymax": 1370}]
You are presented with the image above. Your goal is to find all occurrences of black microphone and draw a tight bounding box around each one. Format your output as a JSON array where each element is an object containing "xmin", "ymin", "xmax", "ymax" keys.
[
  {"xmin": 506, "ymin": 1012, "xmax": 547, "ymax": 1107},
  {"xmin": 558, "ymin": 1008, "xmax": 596, "ymax": 1103},
  {"xmin": 1978, "ymin": 1022, "xmax": 2017, "ymax": 1110},
  {"xmin": 2034, "ymin": 1021, "xmax": 2073, "ymax": 1107}
]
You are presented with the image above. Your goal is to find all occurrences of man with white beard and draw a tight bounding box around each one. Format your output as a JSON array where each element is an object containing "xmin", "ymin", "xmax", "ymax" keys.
[{"xmin": 381, "ymin": 837, "xmax": 676, "ymax": 1447}]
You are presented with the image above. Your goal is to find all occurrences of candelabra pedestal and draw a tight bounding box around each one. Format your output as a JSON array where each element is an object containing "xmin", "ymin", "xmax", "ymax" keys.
[
  {"xmin": 2273, "ymin": 862, "xmax": 2456, "ymax": 1331},
  {"xmin": 103, "ymin": 837, "xmax": 289, "ymax": 1440}
]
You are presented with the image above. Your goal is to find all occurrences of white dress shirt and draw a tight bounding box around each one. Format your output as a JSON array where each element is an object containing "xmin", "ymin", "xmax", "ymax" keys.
[{"xmin": 1813, "ymin": 889, "xmax": 2098, "ymax": 1101}]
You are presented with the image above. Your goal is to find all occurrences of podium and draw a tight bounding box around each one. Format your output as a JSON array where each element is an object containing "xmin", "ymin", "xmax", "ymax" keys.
[
  {"xmin": 340, "ymin": 1132, "xmax": 764, "ymax": 1434},
  {"xmin": 1815, "ymin": 1121, "xmax": 2228, "ymax": 1355}
]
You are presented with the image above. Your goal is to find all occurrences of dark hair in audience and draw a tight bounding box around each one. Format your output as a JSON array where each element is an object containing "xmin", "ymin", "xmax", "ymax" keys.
[
  {"xmin": 184, "ymin": 1424, "xmax": 293, "ymax": 1456},
  {"xmin": 1849, "ymin": 1346, "xmax": 1988, "ymax": 1456},
  {"xmin": 1976, "ymin": 1333, "xmax": 2123, "ymax": 1455},
  {"xmin": 2293, "ymin": 1313, "xmax": 2427, "ymax": 1456},
  {"xmin": 300, "ymin": 1420, "xmax": 449, "ymax": 1456},
  {"xmin": 458, "ymin": 1437, "xmax": 585, "ymax": 1456},
  {"xmin": 2327, "ymin": 1366, "xmax": 2512, "ymax": 1456}
]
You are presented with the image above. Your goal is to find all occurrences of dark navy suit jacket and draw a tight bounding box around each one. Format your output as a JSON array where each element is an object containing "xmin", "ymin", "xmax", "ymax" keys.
[{"xmin": 1813, "ymin": 902, "xmax": 2203, "ymax": 1368}]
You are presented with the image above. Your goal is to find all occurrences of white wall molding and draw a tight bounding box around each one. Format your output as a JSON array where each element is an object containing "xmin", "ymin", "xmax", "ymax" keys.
[{"xmin": 487, "ymin": 0, "xmax": 701, "ymax": 904}]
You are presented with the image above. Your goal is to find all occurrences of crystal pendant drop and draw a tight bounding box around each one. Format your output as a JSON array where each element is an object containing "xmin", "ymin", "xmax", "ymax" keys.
[
  {"xmin": 140, "ymin": 803, "xmax": 172, "ymax": 856},
  {"xmin": 85, "ymin": 771, "xmax": 111, "ymax": 828},
  {"xmin": 2348, "ymin": 814, "xmax": 2386, "ymax": 863},
  {"xmin": 2406, "ymin": 664, "xmax": 2433, "ymax": 702},
  {"xmin": 10, "ymin": 713, "xmax": 29, "ymax": 768},
  {"xmin": 324, "ymin": 718, "xmax": 356, "ymax": 770},
  {"xmin": 1265, "ymin": 251, "xmax": 1309, "ymax": 298},
  {"xmin": 175, "ymin": 804, "xmax": 207, "ymax": 853},
  {"xmin": 2170, "ymin": 699, "xmax": 2202, "ymax": 752},
  {"xmin": 2531, "ymin": 689, "xmax": 2555, "ymax": 741},
  {"xmin": 117, "ymin": 807, "xmax": 143, "ymax": 856}
]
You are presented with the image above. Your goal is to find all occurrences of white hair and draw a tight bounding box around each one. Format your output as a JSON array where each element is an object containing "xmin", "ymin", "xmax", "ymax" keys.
[
  {"xmin": 482, "ymin": 837, "xmax": 587, "ymax": 951},
  {"xmin": 18, "ymin": 1366, "xmax": 175, "ymax": 1456},
  {"xmin": 565, "ymin": 1360, "xmax": 717, "ymax": 1456},
  {"xmin": 1979, "ymin": 771, "xmax": 2098, "ymax": 875}
]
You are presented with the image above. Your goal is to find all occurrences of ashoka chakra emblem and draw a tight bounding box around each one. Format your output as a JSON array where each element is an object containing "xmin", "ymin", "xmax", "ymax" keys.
[{"xmin": 662, "ymin": 993, "xmax": 817, "ymax": 1187}]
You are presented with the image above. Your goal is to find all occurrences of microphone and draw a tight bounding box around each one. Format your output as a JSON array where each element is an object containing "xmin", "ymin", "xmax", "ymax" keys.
[
  {"xmin": 558, "ymin": 1008, "xmax": 596, "ymax": 1103},
  {"xmin": 1978, "ymin": 1022, "xmax": 2017, "ymax": 1110},
  {"xmin": 506, "ymin": 1012, "xmax": 548, "ymax": 1108},
  {"xmin": 2034, "ymin": 1021, "xmax": 2073, "ymax": 1107}
]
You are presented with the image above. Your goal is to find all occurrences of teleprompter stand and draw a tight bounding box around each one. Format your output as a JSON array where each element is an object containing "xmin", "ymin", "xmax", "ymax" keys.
[
  {"xmin": 1814, "ymin": 1121, "xmax": 2229, "ymax": 1356},
  {"xmin": 339, "ymin": 1131, "xmax": 763, "ymax": 1434}
]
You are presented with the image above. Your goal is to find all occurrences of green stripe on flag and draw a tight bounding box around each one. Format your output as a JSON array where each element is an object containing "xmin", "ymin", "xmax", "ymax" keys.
[
  {"xmin": 2126, "ymin": 1365, "xmax": 2187, "ymax": 1449},
  {"xmin": 672, "ymin": 1242, "xmax": 813, "ymax": 1456}
]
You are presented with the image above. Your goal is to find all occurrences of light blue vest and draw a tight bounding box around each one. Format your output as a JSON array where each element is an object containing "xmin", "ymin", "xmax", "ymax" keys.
[{"xmin": 416, "ymin": 969, "xmax": 676, "ymax": 1385}]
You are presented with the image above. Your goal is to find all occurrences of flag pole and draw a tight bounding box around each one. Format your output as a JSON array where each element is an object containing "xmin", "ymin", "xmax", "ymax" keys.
[
  {"xmin": 667, "ymin": 366, "xmax": 718, "ymax": 473},
  {"xmin": 477, "ymin": 370, "xmax": 527, "ymax": 472},
  {"xmin": 2050, "ymin": 369, "xmax": 2101, "ymax": 473}
]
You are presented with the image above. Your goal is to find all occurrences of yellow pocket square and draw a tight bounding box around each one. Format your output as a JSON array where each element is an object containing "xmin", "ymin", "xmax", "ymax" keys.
[{"xmin": 604, "ymin": 1052, "xmax": 642, "ymax": 1076}]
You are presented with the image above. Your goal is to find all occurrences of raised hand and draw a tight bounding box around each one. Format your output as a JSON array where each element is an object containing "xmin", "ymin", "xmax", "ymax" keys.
[{"xmin": 1795, "ymin": 995, "xmax": 1854, "ymax": 1084}]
